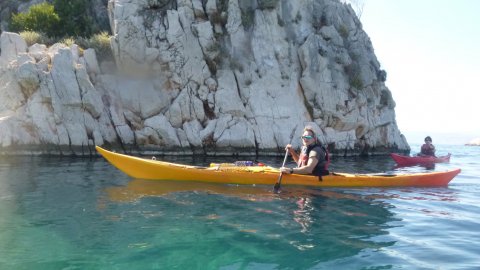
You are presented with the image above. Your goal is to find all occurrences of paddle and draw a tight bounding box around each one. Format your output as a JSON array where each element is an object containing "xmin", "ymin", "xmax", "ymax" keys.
[{"xmin": 273, "ymin": 149, "xmax": 289, "ymax": 193}]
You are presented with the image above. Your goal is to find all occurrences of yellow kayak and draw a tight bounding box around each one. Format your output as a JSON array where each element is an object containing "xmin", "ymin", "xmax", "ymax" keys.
[{"xmin": 96, "ymin": 146, "xmax": 461, "ymax": 187}]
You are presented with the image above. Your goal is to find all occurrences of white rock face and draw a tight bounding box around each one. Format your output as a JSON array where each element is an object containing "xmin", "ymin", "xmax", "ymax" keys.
[
  {"xmin": 0, "ymin": 32, "xmax": 27, "ymax": 66},
  {"xmin": 0, "ymin": 0, "xmax": 410, "ymax": 156}
]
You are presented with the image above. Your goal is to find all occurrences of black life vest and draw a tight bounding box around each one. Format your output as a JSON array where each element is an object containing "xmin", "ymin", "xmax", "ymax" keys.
[{"xmin": 297, "ymin": 143, "xmax": 330, "ymax": 176}]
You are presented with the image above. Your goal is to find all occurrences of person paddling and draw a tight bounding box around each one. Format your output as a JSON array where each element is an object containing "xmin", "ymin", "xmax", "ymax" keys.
[
  {"xmin": 280, "ymin": 126, "xmax": 330, "ymax": 177},
  {"xmin": 418, "ymin": 136, "xmax": 436, "ymax": 157}
]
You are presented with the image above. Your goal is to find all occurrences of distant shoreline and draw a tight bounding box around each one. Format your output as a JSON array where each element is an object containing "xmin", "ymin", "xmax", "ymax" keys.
[{"xmin": 402, "ymin": 131, "xmax": 480, "ymax": 146}]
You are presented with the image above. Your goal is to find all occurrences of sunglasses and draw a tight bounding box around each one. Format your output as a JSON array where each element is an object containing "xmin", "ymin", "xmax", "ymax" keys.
[{"xmin": 301, "ymin": 135, "xmax": 314, "ymax": 140}]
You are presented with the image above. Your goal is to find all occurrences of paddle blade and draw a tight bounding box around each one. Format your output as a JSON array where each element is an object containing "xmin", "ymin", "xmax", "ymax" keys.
[
  {"xmin": 273, "ymin": 182, "xmax": 281, "ymax": 193},
  {"xmin": 273, "ymin": 173, "xmax": 283, "ymax": 193}
]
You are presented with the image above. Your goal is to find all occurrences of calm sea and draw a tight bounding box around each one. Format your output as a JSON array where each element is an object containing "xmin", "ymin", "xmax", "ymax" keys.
[{"xmin": 0, "ymin": 144, "xmax": 479, "ymax": 269}]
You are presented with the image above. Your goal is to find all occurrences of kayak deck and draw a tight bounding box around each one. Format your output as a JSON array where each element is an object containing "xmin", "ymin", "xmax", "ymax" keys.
[{"xmin": 96, "ymin": 146, "xmax": 461, "ymax": 187}]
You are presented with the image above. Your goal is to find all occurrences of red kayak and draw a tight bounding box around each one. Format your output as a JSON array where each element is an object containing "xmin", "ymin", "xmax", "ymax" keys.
[{"xmin": 390, "ymin": 153, "xmax": 451, "ymax": 166}]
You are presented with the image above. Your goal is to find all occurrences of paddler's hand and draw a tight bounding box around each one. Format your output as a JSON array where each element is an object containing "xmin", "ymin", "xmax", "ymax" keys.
[
  {"xmin": 280, "ymin": 167, "xmax": 294, "ymax": 174},
  {"xmin": 285, "ymin": 144, "xmax": 295, "ymax": 155}
]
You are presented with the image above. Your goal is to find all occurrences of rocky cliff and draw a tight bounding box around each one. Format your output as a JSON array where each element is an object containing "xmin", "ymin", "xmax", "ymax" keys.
[{"xmin": 0, "ymin": 0, "xmax": 409, "ymax": 156}]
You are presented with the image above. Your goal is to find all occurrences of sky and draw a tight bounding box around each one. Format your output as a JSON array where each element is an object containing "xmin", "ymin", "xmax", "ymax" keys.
[{"xmin": 358, "ymin": 0, "xmax": 480, "ymax": 144}]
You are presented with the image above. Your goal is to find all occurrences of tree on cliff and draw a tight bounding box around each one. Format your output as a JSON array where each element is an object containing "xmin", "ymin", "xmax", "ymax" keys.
[
  {"xmin": 53, "ymin": 0, "xmax": 95, "ymax": 37},
  {"xmin": 10, "ymin": 0, "xmax": 98, "ymax": 38},
  {"xmin": 10, "ymin": 2, "xmax": 60, "ymax": 37}
]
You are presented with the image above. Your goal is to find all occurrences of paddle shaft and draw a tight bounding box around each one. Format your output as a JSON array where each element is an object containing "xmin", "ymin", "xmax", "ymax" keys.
[{"xmin": 273, "ymin": 150, "xmax": 290, "ymax": 193}]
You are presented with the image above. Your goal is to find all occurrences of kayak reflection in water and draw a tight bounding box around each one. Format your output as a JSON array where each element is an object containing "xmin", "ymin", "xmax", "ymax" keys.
[{"xmin": 418, "ymin": 136, "xmax": 436, "ymax": 157}]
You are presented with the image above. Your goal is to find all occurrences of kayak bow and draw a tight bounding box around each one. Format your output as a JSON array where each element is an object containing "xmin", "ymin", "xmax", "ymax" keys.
[{"xmin": 96, "ymin": 146, "xmax": 460, "ymax": 187}]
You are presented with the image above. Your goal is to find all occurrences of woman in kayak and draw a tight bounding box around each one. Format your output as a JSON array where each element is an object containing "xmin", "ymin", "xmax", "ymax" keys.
[
  {"xmin": 280, "ymin": 126, "xmax": 329, "ymax": 176},
  {"xmin": 419, "ymin": 136, "xmax": 436, "ymax": 157}
]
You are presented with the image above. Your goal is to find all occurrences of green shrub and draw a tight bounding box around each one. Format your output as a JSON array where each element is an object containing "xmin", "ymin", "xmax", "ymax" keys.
[
  {"xmin": 19, "ymin": 30, "xmax": 46, "ymax": 46},
  {"xmin": 88, "ymin": 31, "xmax": 113, "ymax": 61},
  {"xmin": 344, "ymin": 62, "xmax": 364, "ymax": 90},
  {"xmin": 379, "ymin": 90, "xmax": 391, "ymax": 106},
  {"xmin": 241, "ymin": 7, "xmax": 255, "ymax": 29},
  {"xmin": 258, "ymin": 0, "xmax": 279, "ymax": 9},
  {"xmin": 210, "ymin": 11, "xmax": 227, "ymax": 25},
  {"xmin": 53, "ymin": 0, "xmax": 93, "ymax": 37},
  {"xmin": 10, "ymin": 0, "xmax": 105, "ymax": 40},
  {"xmin": 63, "ymin": 32, "xmax": 112, "ymax": 61},
  {"xmin": 10, "ymin": 3, "xmax": 60, "ymax": 37},
  {"xmin": 339, "ymin": 25, "xmax": 349, "ymax": 38},
  {"xmin": 61, "ymin": 37, "xmax": 76, "ymax": 47},
  {"xmin": 350, "ymin": 75, "xmax": 363, "ymax": 89}
]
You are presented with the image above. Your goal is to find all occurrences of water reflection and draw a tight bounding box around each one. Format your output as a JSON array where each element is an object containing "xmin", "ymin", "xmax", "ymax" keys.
[
  {"xmin": 394, "ymin": 163, "xmax": 436, "ymax": 170},
  {"xmin": 103, "ymin": 180, "xmax": 400, "ymax": 268},
  {"xmin": 106, "ymin": 179, "xmax": 275, "ymax": 202},
  {"xmin": 293, "ymin": 197, "xmax": 313, "ymax": 233}
]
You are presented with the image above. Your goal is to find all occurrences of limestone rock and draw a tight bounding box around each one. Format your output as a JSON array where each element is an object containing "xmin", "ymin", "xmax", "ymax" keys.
[
  {"xmin": 0, "ymin": 32, "xmax": 27, "ymax": 66},
  {"xmin": 0, "ymin": 0, "xmax": 410, "ymax": 155}
]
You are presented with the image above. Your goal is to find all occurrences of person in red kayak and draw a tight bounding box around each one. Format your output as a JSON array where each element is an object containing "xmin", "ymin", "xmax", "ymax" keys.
[
  {"xmin": 280, "ymin": 126, "xmax": 330, "ymax": 177},
  {"xmin": 419, "ymin": 136, "xmax": 436, "ymax": 157}
]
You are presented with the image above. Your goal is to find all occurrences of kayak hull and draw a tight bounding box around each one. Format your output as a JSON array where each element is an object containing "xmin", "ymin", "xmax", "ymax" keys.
[
  {"xmin": 391, "ymin": 153, "xmax": 451, "ymax": 166},
  {"xmin": 96, "ymin": 146, "xmax": 460, "ymax": 187}
]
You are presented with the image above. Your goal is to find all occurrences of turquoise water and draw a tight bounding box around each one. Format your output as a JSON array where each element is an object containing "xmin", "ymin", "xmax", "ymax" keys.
[{"xmin": 0, "ymin": 144, "xmax": 479, "ymax": 269}]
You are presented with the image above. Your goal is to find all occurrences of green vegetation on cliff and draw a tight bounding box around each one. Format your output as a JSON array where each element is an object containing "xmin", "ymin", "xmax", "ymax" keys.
[
  {"xmin": 10, "ymin": 0, "xmax": 106, "ymax": 38},
  {"xmin": 10, "ymin": 2, "xmax": 60, "ymax": 37},
  {"xmin": 10, "ymin": 1, "xmax": 111, "ymax": 61}
]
